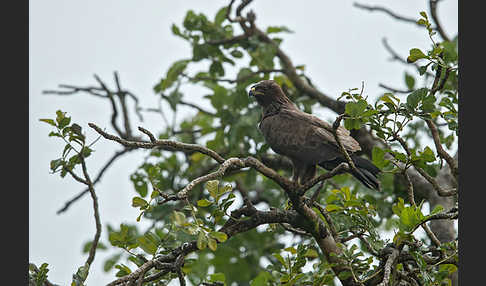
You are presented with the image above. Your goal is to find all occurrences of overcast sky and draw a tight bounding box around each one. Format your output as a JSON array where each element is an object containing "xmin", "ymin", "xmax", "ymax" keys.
[{"xmin": 29, "ymin": 1, "xmax": 457, "ymax": 285}]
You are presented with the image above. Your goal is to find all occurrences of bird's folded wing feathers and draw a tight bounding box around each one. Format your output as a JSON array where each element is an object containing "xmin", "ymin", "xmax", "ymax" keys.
[{"xmin": 280, "ymin": 108, "xmax": 361, "ymax": 152}]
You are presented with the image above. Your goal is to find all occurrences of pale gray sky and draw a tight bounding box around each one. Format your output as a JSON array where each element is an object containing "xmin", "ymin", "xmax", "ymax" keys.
[{"xmin": 29, "ymin": 1, "xmax": 457, "ymax": 285}]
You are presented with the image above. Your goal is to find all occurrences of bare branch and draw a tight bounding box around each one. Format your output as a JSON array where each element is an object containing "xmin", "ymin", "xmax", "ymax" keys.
[
  {"xmin": 159, "ymin": 93, "xmax": 216, "ymax": 117},
  {"xmin": 79, "ymin": 156, "xmax": 102, "ymax": 267},
  {"xmin": 88, "ymin": 123, "xmax": 226, "ymax": 164},
  {"xmin": 394, "ymin": 135, "xmax": 457, "ymax": 197},
  {"xmin": 382, "ymin": 38, "xmax": 434, "ymax": 77},
  {"xmin": 429, "ymin": 0, "xmax": 451, "ymax": 42},
  {"xmin": 354, "ymin": 3, "xmax": 420, "ymax": 26},
  {"xmin": 301, "ymin": 162, "xmax": 349, "ymax": 195},
  {"xmin": 182, "ymin": 69, "xmax": 284, "ymax": 84},
  {"xmin": 379, "ymin": 83, "xmax": 413, "ymax": 94},
  {"xmin": 425, "ymin": 119, "xmax": 458, "ymax": 181},
  {"xmin": 57, "ymin": 148, "xmax": 133, "ymax": 214}
]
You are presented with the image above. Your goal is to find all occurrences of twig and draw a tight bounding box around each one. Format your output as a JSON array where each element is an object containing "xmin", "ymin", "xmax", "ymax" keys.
[
  {"xmin": 303, "ymin": 162, "xmax": 349, "ymax": 194},
  {"xmin": 175, "ymin": 158, "xmax": 245, "ymax": 199},
  {"xmin": 394, "ymin": 135, "xmax": 456, "ymax": 197},
  {"xmin": 379, "ymin": 83, "xmax": 413, "ymax": 94},
  {"xmin": 331, "ymin": 114, "xmax": 358, "ymax": 172},
  {"xmin": 79, "ymin": 156, "xmax": 102, "ymax": 267},
  {"xmin": 382, "ymin": 38, "xmax": 434, "ymax": 77},
  {"xmin": 312, "ymin": 203, "xmax": 339, "ymax": 241},
  {"xmin": 429, "ymin": 0, "xmax": 450, "ymax": 42},
  {"xmin": 424, "ymin": 119, "xmax": 458, "ymax": 181},
  {"xmin": 93, "ymin": 74, "xmax": 125, "ymax": 137},
  {"xmin": 403, "ymin": 170, "xmax": 442, "ymax": 247},
  {"xmin": 89, "ymin": 123, "xmax": 226, "ymax": 164},
  {"xmin": 280, "ymin": 223, "xmax": 311, "ymax": 236},
  {"xmin": 182, "ymin": 69, "xmax": 284, "ymax": 84},
  {"xmin": 354, "ymin": 3, "xmax": 420, "ymax": 26},
  {"xmin": 159, "ymin": 93, "xmax": 216, "ymax": 117},
  {"xmin": 114, "ymin": 72, "xmax": 133, "ymax": 138},
  {"xmin": 57, "ymin": 148, "xmax": 133, "ymax": 214}
]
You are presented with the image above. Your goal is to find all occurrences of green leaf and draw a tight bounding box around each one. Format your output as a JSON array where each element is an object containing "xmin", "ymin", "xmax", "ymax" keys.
[
  {"xmin": 266, "ymin": 26, "xmax": 293, "ymax": 34},
  {"xmin": 230, "ymin": 49, "xmax": 244, "ymax": 58},
  {"xmin": 82, "ymin": 241, "xmax": 106, "ymax": 253},
  {"xmin": 345, "ymin": 100, "xmax": 367, "ymax": 117},
  {"xmin": 114, "ymin": 264, "xmax": 131, "ymax": 277},
  {"xmin": 103, "ymin": 254, "xmax": 121, "ymax": 272},
  {"xmin": 39, "ymin": 118, "xmax": 56, "ymax": 127},
  {"xmin": 55, "ymin": 110, "xmax": 71, "ymax": 129},
  {"xmin": 173, "ymin": 211, "xmax": 187, "ymax": 226},
  {"xmin": 407, "ymin": 48, "xmax": 427, "ymax": 63},
  {"xmin": 344, "ymin": 118, "xmax": 362, "ymax": 130},
  {"xmin": 137, "ymin": 233, "xmax": 159, "ymax": 255},
  {"xmin": 251, "ymin": 271, "xmax": 272, "ymax": 286},
  {"xmin": 338, "ymin": 270, "xmax": 352, "ymax": 280},
  {"xmin": 150, "ymin": 190, "xmax": 160, "ymax": 199},
  {"xmin": 155, "ymin": 59, "xmax": 190, "ymax": 92},
  {"xmin": 209, "ymin": 61, "xmax": 224, "ymax": 76},
  {"xmin": 70, "ymin": 123, "xmax": 83, "ymax": 136},
  {"xmin": 50, "ymin": 159, "xmax": 63, "ymax": 172},
  {"xmin": 272, "ymin": 253, "xmax": 287, "ymax": 268},
  {"xmin": 209, "ymin": 272, "xmax": 226, "ymax": 282},
  {"xmin": 166, "ymin": 89, "xmax": 183, "ymax": 111},
  {"xmin": 295, "ymin": 65, "xmax": 305, "ymax": 71},
  {"xmin": 171, "ymin": 23, "xmax": 187, "ymax": 39},
  {"xmin": 197, "ymin": 199, "xmax": 213, "ymax": 207},
  {"xmin": 439, "ymin": 264, "xmax": 458, "ymax": 275},
  {"xmin": 404, "ymin": 72, "xmax": 415, "ymax": 90},
  {"xmin": 218, "ymin": 184, "xmax": 232, "ymax": 197},
  {"xmin": 304, "ymin": 248, "xmax": 318, "ymax": 259},
  {"xmin": 442, "ymin": 41, "xmax": 458, "ymax": 62},
  {"xmin": 372, "ymin": 146, "xmax": 388, "ymax": 169},
  {"xmin": 206, "ymin": 180, "xmax": 219, "ymax": 198},
  {"xmin": 209, "ymin": 231, "xmax": 228, "ymax": 242},
  {"xmin": 430, "ymin": 204, "xmax": 444, "ymax": 216},
  {"xmin": 214, "ymin": 7, "xmax": 228, "ymax": 26},
  {"xmin": 132, "ymin": 197, "xmax": 148, "ymax": 208},
  {"xmin": 197, "ymin": 231, "xmax": 207, "ymax": 250},
  {"xmin": 420, "ymin": 146, "xmax": 436, "ymax": 162},
  {"xmin": 406, "ymin": 88, "xmax": 428, "ymax": 109},
  {"xmin": 325, "ymin": 204, "xmax": 342, "ymax": 212},
  {"xmin": 208, "ymin": 237, "xmax": 218, "ymax": 251},
  {"xmin": 284, "ymin": 246, "xmax": 296, "ymax": 254},
  {"xmin": 418, "ymin": 65, "xmax": 428, "ymax": 75}
]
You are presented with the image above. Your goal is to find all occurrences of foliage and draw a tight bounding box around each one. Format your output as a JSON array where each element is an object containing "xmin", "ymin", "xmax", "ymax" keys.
[{"xmin": 35, "ymin": 2, "xmax": 458, "ymax": 286}]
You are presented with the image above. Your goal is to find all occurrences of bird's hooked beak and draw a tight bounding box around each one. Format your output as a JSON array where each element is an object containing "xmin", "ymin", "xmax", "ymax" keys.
[{"xmin": 249, "ymin": 86, "xmax": 264, "ymax": 97}]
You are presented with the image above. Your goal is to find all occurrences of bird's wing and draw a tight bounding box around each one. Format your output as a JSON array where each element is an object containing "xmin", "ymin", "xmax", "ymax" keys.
[{"xmin": 279, "ymin": 108, "xmax": 361, "ymax": 153}]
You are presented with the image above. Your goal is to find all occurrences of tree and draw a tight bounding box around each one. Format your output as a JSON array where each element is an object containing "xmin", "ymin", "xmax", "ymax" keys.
[{"xmin": 30, "ymin": 1, "xmax": 458, "ymax": 285}]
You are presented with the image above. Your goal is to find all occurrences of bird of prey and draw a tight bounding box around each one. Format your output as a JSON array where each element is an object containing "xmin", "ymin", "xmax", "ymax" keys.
[{"xmin": 249, "ymin": 80, "xmax": 380, "ymax": 190}]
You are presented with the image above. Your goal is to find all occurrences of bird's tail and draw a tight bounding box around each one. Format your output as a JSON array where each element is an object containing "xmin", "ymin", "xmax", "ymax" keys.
[{"xmin": 319, "ymin": 155, "xmax": 381, "ymax": 190}]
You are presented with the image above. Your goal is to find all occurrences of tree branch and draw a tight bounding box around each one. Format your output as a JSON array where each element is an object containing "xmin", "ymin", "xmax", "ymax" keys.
[
  {"xmin": 56, "ymin": 147, "xmax": 134, "ymax": 214},
  {"xmin": 354, "ymin": 3, "xmax": 420, "ymax": 26}
]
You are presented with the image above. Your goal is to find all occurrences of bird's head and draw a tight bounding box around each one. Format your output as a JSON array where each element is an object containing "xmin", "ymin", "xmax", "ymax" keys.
[{"xmin": 249, "ymin": 80, "xmax": 292, "ymax": 108}]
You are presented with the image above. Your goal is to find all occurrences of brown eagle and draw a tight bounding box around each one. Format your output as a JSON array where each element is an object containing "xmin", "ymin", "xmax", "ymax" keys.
[{"xmin": 249, "ymin": 80, "xmax": 380, "ymax": 190}]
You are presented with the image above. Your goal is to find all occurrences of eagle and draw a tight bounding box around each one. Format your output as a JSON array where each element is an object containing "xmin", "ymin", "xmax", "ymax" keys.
[{"xmin": 249, "ymin": 80, "xmax": 380, "ymax": 190}]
